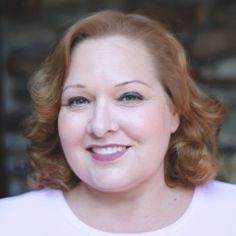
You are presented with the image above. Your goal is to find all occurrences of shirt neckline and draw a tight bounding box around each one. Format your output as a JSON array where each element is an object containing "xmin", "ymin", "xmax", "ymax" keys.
[{"xmin": 54, "ymin": 184, "xmax": 201, "ymax": 235}]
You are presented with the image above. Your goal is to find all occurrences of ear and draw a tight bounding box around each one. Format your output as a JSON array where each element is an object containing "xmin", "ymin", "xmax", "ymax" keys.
[
  {"xmin": 167, "ymin": 95, "xmax": 180, "ymax": 134},
  {"xmin": 170, "ymin": 111, "xmax": 180, "ymax": 134}
]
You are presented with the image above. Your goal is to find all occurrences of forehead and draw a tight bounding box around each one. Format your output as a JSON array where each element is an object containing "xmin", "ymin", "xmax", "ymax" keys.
[
  {"xmin": 65, "ymin": 35, "xmax": 159, "ymax": 87},
  {"xmin": 71, "ymin": 35, "xmax": 153, "ymax": 65}
]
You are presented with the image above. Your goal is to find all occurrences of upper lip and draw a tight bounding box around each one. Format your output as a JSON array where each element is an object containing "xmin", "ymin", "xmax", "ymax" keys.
[{"xmin": 86, "ymin": 144, "xmax": 130, "ymax": 150}]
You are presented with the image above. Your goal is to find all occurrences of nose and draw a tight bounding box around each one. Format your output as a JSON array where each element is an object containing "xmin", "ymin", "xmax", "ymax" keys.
[{"xmin": 86, "ymin": 100, "xmax": 119, "ymax": 138}]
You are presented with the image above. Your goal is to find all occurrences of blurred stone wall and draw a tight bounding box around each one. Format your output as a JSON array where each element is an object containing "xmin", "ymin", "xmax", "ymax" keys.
[{"xmin": 1, "ymin": 0, "xmax": 236, "ymax": 197}]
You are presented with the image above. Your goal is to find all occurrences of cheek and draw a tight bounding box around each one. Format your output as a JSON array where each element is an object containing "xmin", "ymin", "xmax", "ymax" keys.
[
  {"xmin": 122, "ymin": 104, "xmax": 172, "ymax": 142},
  {"xmin": 58, "ymin": 110, "xmax": 85, "ymax": 148}
]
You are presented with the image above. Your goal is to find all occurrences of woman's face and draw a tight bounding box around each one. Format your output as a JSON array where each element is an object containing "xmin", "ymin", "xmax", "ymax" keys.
[{"xmin": 58, "ymin": 35, "xmax": 179, "ymax": 192}]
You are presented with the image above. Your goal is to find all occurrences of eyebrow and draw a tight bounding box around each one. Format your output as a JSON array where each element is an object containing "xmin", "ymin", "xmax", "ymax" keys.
[
  {"xmin": 114, "ymin": 80, "xmax": 150, "ymax": 88},
  {"xmin": 62, "ymin": 84, "xmax": 86, "ymax": 92},
  {"xmin": 62, "ymin": 80, "xmax": 150, "ymax": 92}
]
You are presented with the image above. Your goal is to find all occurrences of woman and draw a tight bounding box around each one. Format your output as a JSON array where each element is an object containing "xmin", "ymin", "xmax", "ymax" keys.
[{"xmin": 1, "ymin": 10, "xmax": 236, "ymax": 235}]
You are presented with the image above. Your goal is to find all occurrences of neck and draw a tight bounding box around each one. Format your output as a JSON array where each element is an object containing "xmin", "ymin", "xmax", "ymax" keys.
[{"xmin": 64, "ymin": 179, "xmax": 194, "ymax": 233}]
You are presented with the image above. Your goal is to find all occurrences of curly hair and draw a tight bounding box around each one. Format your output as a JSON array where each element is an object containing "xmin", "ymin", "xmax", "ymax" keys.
[{"xmin": 23, "ymin": 10, "xmax": 225, "ymax": 190}]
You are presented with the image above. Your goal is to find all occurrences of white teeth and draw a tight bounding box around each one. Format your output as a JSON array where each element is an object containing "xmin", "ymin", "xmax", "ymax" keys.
[{"xmin": 91, "ymin": 146, "xmax": 126, "ymax": 155}]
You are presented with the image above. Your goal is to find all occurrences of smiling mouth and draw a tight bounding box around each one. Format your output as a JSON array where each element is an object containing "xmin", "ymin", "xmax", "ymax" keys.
[
  {"xmin": 87, "ymin": 145, "xmax": 130, "ymax": 162},
  {"xmin": 89, "ymin": 146, "xmax": 128, "ymax": 155}
]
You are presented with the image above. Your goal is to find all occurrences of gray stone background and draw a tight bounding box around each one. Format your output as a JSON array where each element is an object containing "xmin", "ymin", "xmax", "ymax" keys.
[{"xmin": 0, "ymin": 0, "xmax": 236, "ymax": 197}]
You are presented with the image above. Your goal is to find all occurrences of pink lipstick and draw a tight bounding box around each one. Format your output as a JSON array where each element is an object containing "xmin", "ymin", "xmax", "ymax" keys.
[{"xmin": 87, "ymin": 144, "xmax": 128, "ymax": 162}]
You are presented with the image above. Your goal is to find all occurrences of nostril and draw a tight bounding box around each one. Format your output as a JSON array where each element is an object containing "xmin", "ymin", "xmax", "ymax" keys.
[{"xmin": 85, "ymin": 105, "xmax": 119, "ymax": 137}]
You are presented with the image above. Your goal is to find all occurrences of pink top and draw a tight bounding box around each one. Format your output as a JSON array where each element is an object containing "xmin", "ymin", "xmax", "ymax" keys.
[{"xmin": 0, "ymin": 180, "xmax": 236, "ymax": 235}]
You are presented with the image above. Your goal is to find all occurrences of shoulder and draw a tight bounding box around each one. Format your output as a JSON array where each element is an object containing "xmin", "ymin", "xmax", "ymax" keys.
[
  {"xmin": 0, "ymin": 188, "xmax": 75, "ymax": 236},
  {"xmin": 0, "ymin": 189, "xmax": 64, "ymax": 235},
  {"xmin": 198, "ymin": 180, "xmax": 236, "ymax": 199},
  {"xmin": 194, "ymin": 180, "xmax": 236, "ymax": 217},
  {"xmin": 0, "ymin": 188, "xmax": 62, "ymax": 211},
  {"xmin": 0, "ymin": 188, "xmax": 63, "ymax": 227},
  {"xmin": 176, "ymin": 180, "xmax": 236, "ymax": 235}
]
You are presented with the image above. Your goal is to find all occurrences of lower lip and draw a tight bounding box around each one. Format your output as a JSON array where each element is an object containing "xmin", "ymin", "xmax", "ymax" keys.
[{"xmin": 90, "ymin": 149, "xmax": 127, "ymax": 162}]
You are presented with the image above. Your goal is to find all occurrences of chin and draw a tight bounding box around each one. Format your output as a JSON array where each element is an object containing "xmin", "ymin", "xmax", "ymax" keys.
[{"xmin": 86, "ymin": 177, "xmax": 145, "ymax": 194}]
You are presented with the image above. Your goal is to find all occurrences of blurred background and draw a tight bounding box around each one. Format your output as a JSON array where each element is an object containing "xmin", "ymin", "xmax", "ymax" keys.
[{"xmin": 1, "ymin": 0, "xmax": 236, "ymax": 198}]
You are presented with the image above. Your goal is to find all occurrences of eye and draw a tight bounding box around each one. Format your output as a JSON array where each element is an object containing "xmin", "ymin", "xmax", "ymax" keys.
[
  {"xmin": 118, "ymin": 92, "xmax": 144, "ymax": 103},
  {"xmin": 65, "ymin": 96, "xmax": 90, "ymax": 108}
]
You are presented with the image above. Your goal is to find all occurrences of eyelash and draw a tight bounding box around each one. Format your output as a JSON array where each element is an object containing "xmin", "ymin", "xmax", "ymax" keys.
[
  {"xmin": 118, "ymin": 92, "xmax": 144, "ymax": 103},
  {"xmin": 63, "ymin": 92, "xmax": 144, "ymax": 108},
  {"xmin": 66, "ymin": 96, "xmax": 90, "ymax": 107}
]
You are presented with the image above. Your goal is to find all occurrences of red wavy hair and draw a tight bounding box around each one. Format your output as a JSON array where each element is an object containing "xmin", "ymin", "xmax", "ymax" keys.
[{"xmin": 23, "ymin": 10, "xmax": 225, "ymax": 190}]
